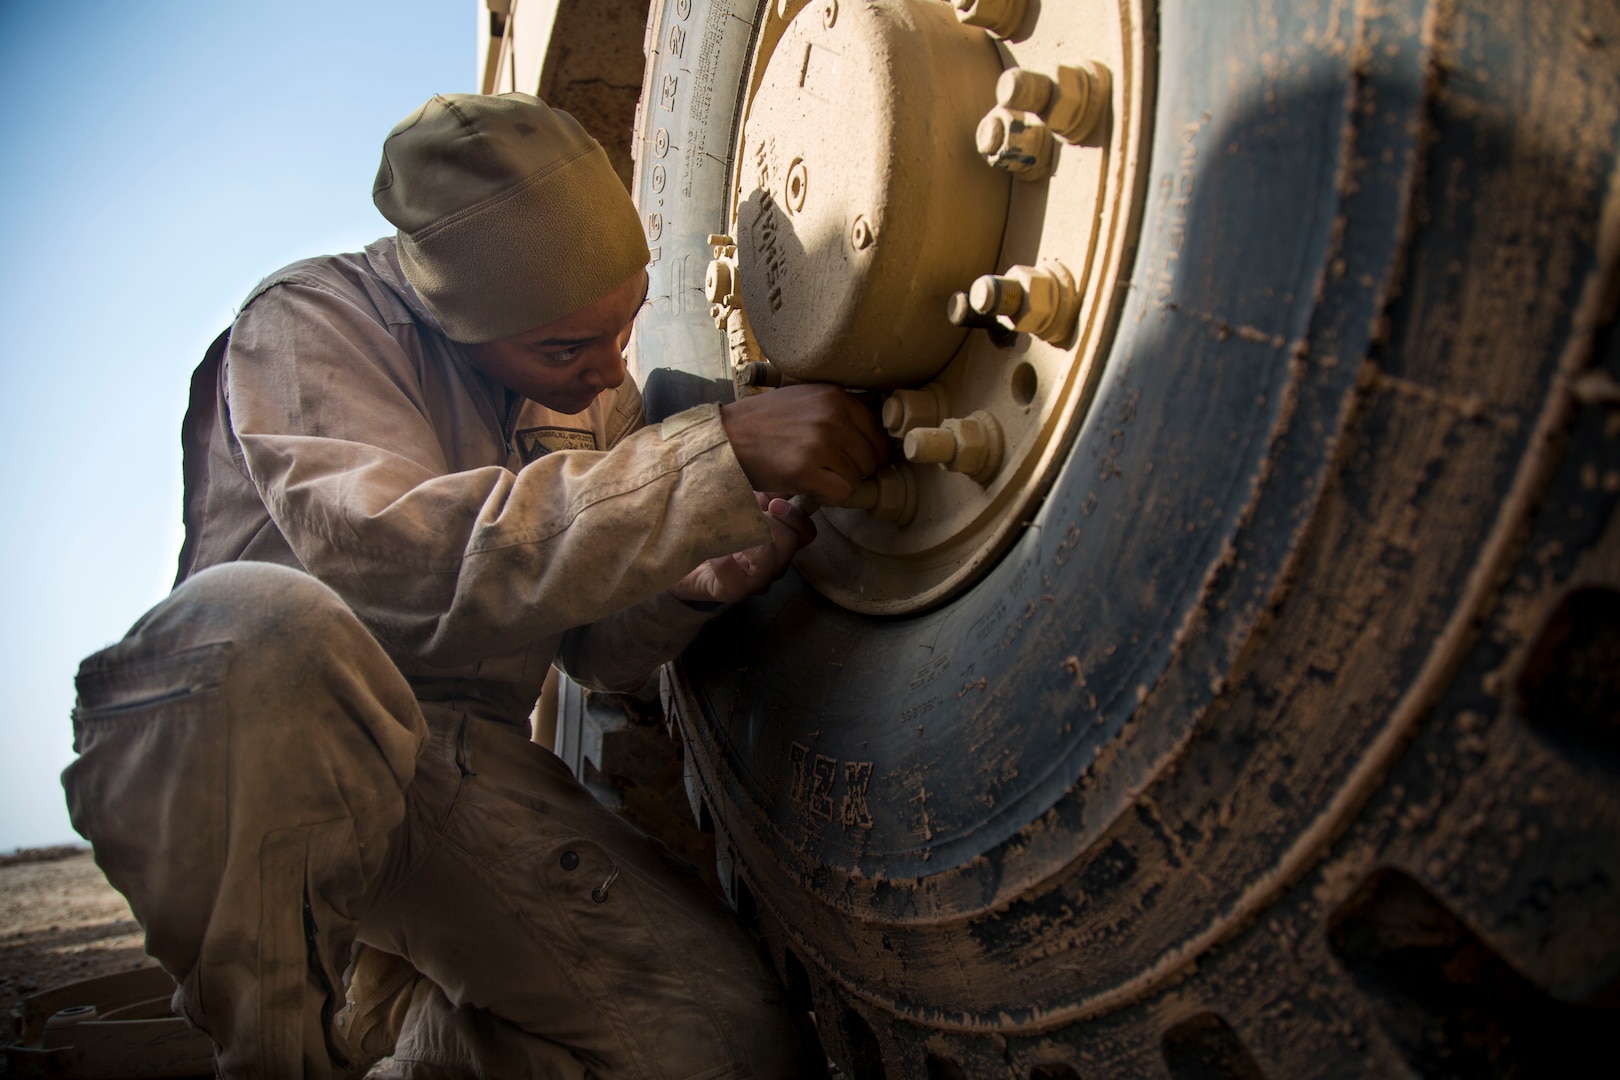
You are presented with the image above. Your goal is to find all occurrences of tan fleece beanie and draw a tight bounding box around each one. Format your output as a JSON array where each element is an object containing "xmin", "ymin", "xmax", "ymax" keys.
[{"xmin": 373, "ymin": 93, "xmax": 650, "ymax": 344}]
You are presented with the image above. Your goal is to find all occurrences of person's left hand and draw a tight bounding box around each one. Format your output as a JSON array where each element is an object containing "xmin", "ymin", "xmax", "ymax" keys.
[{"xmin": 669, "ymin": 493, "xmax": 817, "ymax": 605}]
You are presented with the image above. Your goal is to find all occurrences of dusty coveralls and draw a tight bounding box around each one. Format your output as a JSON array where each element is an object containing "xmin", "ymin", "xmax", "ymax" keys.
[{"xmin": 62, "ymin": 238, "xmax": 808, "ymax": 1078}]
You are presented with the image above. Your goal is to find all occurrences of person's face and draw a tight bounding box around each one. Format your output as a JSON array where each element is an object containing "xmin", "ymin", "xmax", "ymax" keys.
[{"xmin": 465, "ymin": 269, "xmax": 650, "ymax": 416}]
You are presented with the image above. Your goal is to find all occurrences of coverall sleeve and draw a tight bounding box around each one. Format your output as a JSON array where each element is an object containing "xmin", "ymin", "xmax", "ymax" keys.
[
  {"xmin": 555, "ymin": 592, "xmax": 722, "ymax": 693},
  {"xmin": 552, "ymin": 403, "xmax": 737, "ymax": 693},
  {"xmin": 224, "ymin": 280, "xmax": 771, "ymax": 670}
]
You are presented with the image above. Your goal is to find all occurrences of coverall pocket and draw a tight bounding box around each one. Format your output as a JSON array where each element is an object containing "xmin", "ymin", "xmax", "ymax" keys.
[
  {"xmin": 62, "ymin": 641, "xmax": 234, "ymax": 981},
  {"xmin": 70, "ymin": 640, "xmax": 232, "ymax": 735},
  {"xmin": 520, "ymin": 836, "xmax": 744, "ymax": 1079}
]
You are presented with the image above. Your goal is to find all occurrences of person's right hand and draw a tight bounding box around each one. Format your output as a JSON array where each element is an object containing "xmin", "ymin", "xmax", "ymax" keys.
[{"xmin": 719, "ymin": 384, "xmax": 889, "ymax": 503}]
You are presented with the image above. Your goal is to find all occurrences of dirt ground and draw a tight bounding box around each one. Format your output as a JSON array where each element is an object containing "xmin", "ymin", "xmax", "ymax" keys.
[
  {"xmin": 0, "ymin": 847, "xmax": 836, "ymax": 1076},
  {"xmin": 0, "ymin": 846, "xmax": 155, "ymax": 1057}
]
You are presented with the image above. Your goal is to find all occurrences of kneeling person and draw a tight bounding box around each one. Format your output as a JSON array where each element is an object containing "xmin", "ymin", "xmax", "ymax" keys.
[{"xmin": 63, "ymin": 93, "xmax": 886, "ymax": 1078}]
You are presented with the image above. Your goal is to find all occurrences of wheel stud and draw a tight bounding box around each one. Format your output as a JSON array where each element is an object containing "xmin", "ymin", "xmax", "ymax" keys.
[
  {"xmin": 976, "ymin": 106, "xmax": 1054, "ymax": 180},
  {"xmin": 996, "ymin": 67, "xmax": 1052, "ymax": 113},
  {"xmin": 902, "ymin": 411, "xmax": 1005, "ymax": 484},
  {"xmin": 952, "ymin": 0, "xmax": 1027, "ymax": 39},
  {"xmin": 967, "ymin": 261, "xmax": 1079, "ymax": 343},
  {"xmin": 968, "ymin": 274, "xmax": 1024, "ymax": 318}
]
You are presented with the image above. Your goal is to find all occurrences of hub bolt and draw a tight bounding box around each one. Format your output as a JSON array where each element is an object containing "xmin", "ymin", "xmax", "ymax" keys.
[
  {"xmin": 903, "ymin": 410, "xmax": 1005, "ymax": 485},
  {"xmin": 976, "ymin": 106, "xmax": 1054, "ymax": 181},
  {"xmin": 953, "ymin": 0, "xmax": 1027, "ymax": 39}
]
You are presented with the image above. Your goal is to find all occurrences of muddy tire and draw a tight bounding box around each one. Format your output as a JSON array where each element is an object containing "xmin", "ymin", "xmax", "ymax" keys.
[{"xmin": 631, "ymin": 0, "xmax": 1620, "ymax": 1075}]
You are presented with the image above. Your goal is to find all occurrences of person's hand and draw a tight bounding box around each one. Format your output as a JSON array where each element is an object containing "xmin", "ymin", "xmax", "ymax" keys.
[
  {"xmin": 720, "ymin": 384, "xmax": 888, "ymax": 503},
  {"xmin": 669, "ymin": 494, "xmax": 818, "ymax": 604}
]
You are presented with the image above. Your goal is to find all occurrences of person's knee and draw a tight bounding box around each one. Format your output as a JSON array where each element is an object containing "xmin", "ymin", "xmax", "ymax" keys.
[
  {"xmin": 81, "ymin": 561, "xmax": 423, "ymax": 784},
  {"xmin": 135, "ymin": 562, "xmax": 355, "ymax": 658},
  {"xmin": 137, "ymin": 563, "xmax": 403, "ymax": 707}
]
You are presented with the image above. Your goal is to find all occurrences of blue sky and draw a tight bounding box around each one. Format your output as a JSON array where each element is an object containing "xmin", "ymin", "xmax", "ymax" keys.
[{"xmin": 0, "ymin": 1, "xmax": 469, "ymax": 851}]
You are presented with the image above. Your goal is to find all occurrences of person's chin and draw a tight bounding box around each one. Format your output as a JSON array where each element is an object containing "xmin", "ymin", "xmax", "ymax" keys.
[{"xmin": 543, "ymin": 392, "xmax": 599, "ymax": 416}]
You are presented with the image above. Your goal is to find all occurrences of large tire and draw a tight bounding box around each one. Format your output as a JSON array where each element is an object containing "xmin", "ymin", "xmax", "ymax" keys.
[{"xmin": 631, "ymin": 0, "xmax": 1620, "ymax": 1074}]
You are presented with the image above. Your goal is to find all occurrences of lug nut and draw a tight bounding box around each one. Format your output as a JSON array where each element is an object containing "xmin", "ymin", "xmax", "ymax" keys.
[
  {"xmin": 882, "ymin": 384, "xmax": 949, "ymax": 439},
  {"xmin": 837, "ymin": 465, "xmax": 918, "ymax": 526},
  {"xmin": 967, "ymin": 261, "xmax": 1079, "ymax": 344},
  {"xmin": 953, "ymin": 0, "xmax": 1027, "ymax": 39},
  {"xmin": 976, "ymin": 106, "xmax": 1054, "ymax": 181},
  {"xmin": 1046, "ymin": 62, "xmax": 1111, "ymax": 143},
  {"xmin": 902, "ymin": 410, "xmax": 1005, "ymax": 485}
]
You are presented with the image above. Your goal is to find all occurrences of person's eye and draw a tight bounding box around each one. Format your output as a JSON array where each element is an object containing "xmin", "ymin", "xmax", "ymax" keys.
[{"xmin": 540, "ymin": 344, "xmax": 584, "ymax": 364}]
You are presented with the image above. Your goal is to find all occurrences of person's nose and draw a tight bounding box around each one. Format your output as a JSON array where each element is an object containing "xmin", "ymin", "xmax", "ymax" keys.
[{"xmin": 581, "ymin": 344, "xmax": 627, "ymax": 391}]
